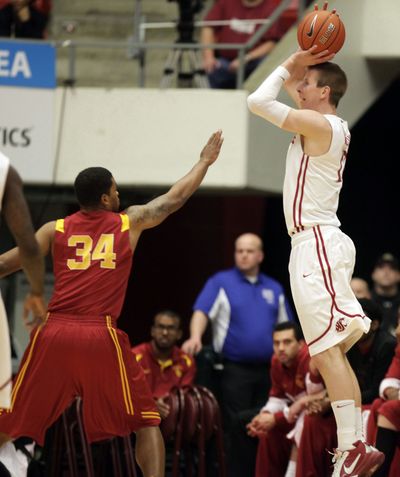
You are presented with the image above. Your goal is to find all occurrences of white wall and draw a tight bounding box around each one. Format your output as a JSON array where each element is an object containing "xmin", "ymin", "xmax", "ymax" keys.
[
  {"xmin": 54, "ymin": 88, "xmax": 249, "ymax": 188},
  {"xmin": 362, "ymin": 0, "xmax": 400, "ymax": 58}
]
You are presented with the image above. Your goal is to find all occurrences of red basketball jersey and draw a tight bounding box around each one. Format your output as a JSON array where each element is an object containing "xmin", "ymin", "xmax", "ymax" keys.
[{"xmin": 48, "ymin": 210, "xmax": 132, "ymax": 318}]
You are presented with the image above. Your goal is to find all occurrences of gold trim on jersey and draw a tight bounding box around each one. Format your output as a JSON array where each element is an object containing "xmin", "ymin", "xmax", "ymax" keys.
[
  {"xmin": 182, "ymin": 354, "xmax": 192, "ymax": 367},
  {"xmin": 141, "ymin": 411, "xmax": 161, "ymax": 419},
  {"xmin": 55, "ymin": 219, "xmax": 65, "ymax": 233},
  {"xmin": 120, "ymin": 214, "xmax": 130, "ymax": 232},
  {"xmin": 106, "ymin": 316, "xmax": 134, "ymax": 415},
  {"xmin": 10, "ymin": 325, "xmax": 44, "ymax": 410}
]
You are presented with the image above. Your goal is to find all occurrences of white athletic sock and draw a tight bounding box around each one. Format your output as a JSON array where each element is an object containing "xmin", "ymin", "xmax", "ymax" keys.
[
  {"xmin": 284, "ymin": 460, "xmax": 296, "ymax": 477},
  {"xmin": 355, "ymin": 406, "xmax": 364, "ymax": 442},
  {"xmin": 331, "ymin": 399, "xmax": 356, "ymax": 451}
]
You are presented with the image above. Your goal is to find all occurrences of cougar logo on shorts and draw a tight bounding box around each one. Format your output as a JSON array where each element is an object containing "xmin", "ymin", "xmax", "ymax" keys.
[{"xmin": 335, "ymin": 318, "xmax": 347, "ymax": 333}]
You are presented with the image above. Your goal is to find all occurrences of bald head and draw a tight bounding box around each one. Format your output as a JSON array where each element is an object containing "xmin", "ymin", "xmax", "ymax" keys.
[
  {"xmin": 350, "ymin": 277, "xmax": 371, "ymax": 299},
  {"xmin": 234, "ymin": 233, "xmax": 264, "ymax": 277}
]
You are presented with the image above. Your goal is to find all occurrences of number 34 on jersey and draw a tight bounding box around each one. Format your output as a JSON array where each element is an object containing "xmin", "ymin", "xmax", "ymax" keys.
[{"xmin": 67, "ymin": 234, "xmax": 116, "ymax": 270}]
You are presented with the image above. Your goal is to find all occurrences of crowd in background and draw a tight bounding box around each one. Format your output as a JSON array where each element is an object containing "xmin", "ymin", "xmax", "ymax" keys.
[{"xmin": 131, "ymin": 239, "xmax": 400, "ymax": 476}]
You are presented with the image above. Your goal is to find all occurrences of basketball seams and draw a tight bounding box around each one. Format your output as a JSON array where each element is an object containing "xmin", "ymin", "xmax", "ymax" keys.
[
  {"xmin": 326, "ymin": 18, "xmax": 345, "ymax": 53},
  {"xmin": 320, "ymin": 15, "xmax": 342, "ymax": 51},
  {"xmin": 312, "ymin": 14, "xmax": 333, "ymax": 51},
  {"xmin": 299, "ymin": 16, "xmax": 308, "ymax": 48},
  {"xmin": 297, "ymin": 13, "xmax": 309, "ymax": 49}
]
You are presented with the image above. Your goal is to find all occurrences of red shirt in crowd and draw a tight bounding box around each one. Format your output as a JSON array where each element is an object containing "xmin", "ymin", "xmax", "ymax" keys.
[
  {"xmin": 204, "ymin": 0, "xmax": 282, "ymax": 59},
  {"xmin": 265, "ymin": 344, "xmax": 311, "ymax": 425},
  {"xmin": 385, "ymin": 344, "xmax": 400, "ymax": 379},
  {"xmin": 0, "ymin": 1, "xmax": 52, "ymax": 15},
  {"xmin": 132, "ymin": 342, "xmax": 196, "ymax": 399}
]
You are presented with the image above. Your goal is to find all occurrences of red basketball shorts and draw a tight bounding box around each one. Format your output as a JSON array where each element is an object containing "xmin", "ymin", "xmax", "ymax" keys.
[{"xmin": 0, "ymin": 313, "xmax": 160, "ymax": 444}]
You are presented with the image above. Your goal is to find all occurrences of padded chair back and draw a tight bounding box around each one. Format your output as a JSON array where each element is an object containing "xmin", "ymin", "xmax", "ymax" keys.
[
  {"xmin": 182, "ymin": 386, "xmax": 203, "ymax": 443},
  {"xmin": 159, "ymin": 388, "xmax": 182, "ymax": 442},
  {"xmin": 195, "ymin": 385, "xmax": 227, "ymax": 477},
  {"xmin": 159, "ymin": 387, "xmax": 186, "ymax": 477},
  {"xmin": 46, "ymin": 397, "xmax": 137, "ymax": 477}
]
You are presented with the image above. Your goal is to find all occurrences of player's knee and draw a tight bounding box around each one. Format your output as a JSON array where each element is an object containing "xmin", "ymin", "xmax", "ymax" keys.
[{"xmin": 311, "ymin": 345, "xmax": 344, "ymax": 371}]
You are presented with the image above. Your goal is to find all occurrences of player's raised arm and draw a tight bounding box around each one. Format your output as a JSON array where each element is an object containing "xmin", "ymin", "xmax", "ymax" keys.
[
  {"xmin": 125, "ymin": 130, "xmax": 223, "ymax": 235},
  {"xmin": 247, "ymin": 48, "xmax": 335, "ymax": 139}
]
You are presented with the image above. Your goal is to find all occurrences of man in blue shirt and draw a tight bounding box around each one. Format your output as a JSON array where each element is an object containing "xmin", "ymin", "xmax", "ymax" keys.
[{"xmin": 182, "ymin": 232, "xmax": 293, "ymax": 476}]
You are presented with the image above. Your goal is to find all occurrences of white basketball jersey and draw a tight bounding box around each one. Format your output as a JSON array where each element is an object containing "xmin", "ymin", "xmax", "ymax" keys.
[
  {"xmin": 283, "ymin": 115, "xmax": 351, "ymax": 236},
  {"xmin": 0, "ymin": 152, "xmax": 10, "ymax": 210}
]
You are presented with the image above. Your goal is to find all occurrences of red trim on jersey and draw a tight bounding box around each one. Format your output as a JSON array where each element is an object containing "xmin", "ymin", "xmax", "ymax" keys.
[
  {"xmin": 308, "ymin": 226, "xmax": 365, "ymax": 347},
  {"xmin": 293, "ymin": 153, "xmax": 306, "ymax": 232},
  {"xmin": 337, "ymin": 151, "xmax": 347, "ymax": 182},
  {"xmin": 298, "ymin": 155, "xmax": 310, "ymax": 231}
]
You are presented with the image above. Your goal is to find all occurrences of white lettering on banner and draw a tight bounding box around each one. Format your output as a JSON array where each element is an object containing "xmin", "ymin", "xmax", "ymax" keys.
[
  {"xmin": 11, "ymin": 52, "xmax": 32, "ymax": 78},
  {"xmin": 0, "ymin": 50, "xmax": 9, "ymax": 77},
  {"xmin": 0, "ymin": 50, "xmax": 32, "ymax": 78}
]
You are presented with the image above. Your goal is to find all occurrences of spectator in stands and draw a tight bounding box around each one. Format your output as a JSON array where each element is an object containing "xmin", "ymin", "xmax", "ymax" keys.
[
  {"xmin": 182, "ymin": 232, "xmax": 293, "ymax": 477},
  {"xmin": 347, "ymin": 298, "xmax": 397, "ymax": 404},
  {"xmin": 0, "ymin": 0, "xmax": 51, "ymax": 39},
  {"xmin": 200, "ymin": 0, "xmax": 283, "ymax": 89},
  {"xmin": 132, "ymin": 310, "xmax": 196, "ymax": 419},
  {"xmin": 367, "ymin": 306, "xmax": 400, "ymax": 477},
  {"xmin": 296, "ymin": 298, "xmax": 396, "ymax": 476},
  {"xmin": 247, "ymin": 321, "xmax": 324, "ymax": 477},
  {"xmin": 371, "ymin": 253, "xmax": 400, "ymax": 337},
  {"xmin": 350, "ymin": 276, "xmax": 371, "ymax": 299}
]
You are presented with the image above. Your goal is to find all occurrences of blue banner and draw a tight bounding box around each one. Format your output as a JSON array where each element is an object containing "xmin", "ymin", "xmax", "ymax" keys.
[{"xmin": 0, "ymin": 40, "xmax": 55, "ymax": 89}]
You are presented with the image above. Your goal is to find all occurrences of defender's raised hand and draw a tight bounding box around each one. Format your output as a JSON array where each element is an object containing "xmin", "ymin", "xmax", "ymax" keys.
[{"xmin": 200, "ymin": 130, "xmax": 224, "ymax": 166}]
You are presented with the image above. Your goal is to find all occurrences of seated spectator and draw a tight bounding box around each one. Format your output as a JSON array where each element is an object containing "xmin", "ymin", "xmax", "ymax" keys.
[
  {"xmin": 367, "ymin": 307, "xmax": 400, "ymax": 477},
  {"xmin": 246, "ymin": 322, "xmax": 323, "ymax": 477},
  {"xmin": 347, "ymin": 298, "xmax": 397, "ymax": 404},
  {"xmin": 350, "ymin": 276, "xmax": 371, "ymax": 299},
  {"xmin": 0, "ymin": 0, "xmax": 51, "ymax": 39},
  {"xmin": 371, "ymin": 253, "xmax": 400, "ymax": 337},
  {"xmin": 132, "ymin": 310, "xmax": 196, "ymax": 419},
  {"xmin": 201, "ymin": 0, "xmax": 283, "ymax": 89},
  {"xmin": 296, "ymin": 298, "xmax": 396, "ymax": 477}
]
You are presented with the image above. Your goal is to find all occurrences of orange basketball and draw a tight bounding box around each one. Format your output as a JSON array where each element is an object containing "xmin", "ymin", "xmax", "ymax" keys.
[{"xmin": 297, "ymin": 9, "xmax": 345, "ymax": 54}]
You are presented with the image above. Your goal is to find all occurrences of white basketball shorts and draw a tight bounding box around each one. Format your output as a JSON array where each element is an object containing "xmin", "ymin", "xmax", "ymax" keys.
[
  {"xmin": 0, "ymin": 296, "xmax": 11, "ymax": 409},
  {"xmin": 289, "ymin": 225, "xmax": 371, "ymax": 356}
]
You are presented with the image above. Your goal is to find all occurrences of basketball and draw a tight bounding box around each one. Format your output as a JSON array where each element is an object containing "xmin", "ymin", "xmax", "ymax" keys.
[{"xmin": 297, "ymin": 8, "xmax": 345, "ymax": 54}]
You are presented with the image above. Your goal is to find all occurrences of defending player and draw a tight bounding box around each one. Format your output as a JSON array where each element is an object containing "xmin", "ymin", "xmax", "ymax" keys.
[
  {"xmin": 0, "ymin": 152, "xmax": 45, "ymax": 440},
  {"xmin": 0, "ymin": 130, "xmax": 223, "ymax": 477},
  {"xmin": 247, "ymin": 36, "xmax": 384, "ymax": 477}
]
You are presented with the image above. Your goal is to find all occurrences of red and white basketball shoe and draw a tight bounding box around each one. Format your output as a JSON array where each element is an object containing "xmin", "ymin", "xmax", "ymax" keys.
[{"xmin": 331, "ymin": 440, "xmax": 385, "ymax": 477}]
